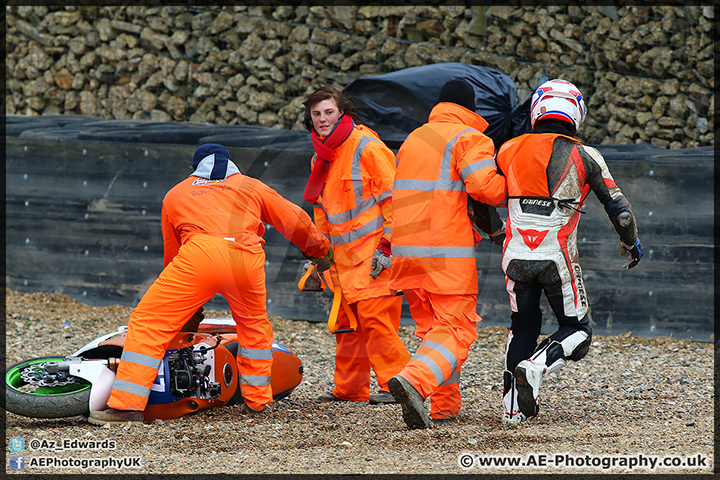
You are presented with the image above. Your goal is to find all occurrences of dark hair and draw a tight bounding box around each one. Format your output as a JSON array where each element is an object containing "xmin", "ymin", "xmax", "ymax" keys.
[{"xmin": 302, "ymin": 85, "xmax": 359, "ymax": 132}]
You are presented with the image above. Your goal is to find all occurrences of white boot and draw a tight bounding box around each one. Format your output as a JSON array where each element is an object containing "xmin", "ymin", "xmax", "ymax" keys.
[
  {"xmin": 514, "ymin": 357, "xmax": 565, "ymax": 418},
  {"xmin": 502, "ymin": 371, "xmax": 528, "ymax": 425},
  {"xmin": 514, "ymin": 329, "xmax": 589, "ymax": 418}
]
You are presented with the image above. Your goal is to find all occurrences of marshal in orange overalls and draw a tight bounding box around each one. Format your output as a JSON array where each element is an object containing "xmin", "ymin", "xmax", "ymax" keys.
[
  {"xmin": 310, "ymin": 124, "xmax": 411, "ymax": 401},
  {"xmin": 390, "ymin": 102, "xmax": 507, "ymax": 419},
  {"xmin": 106, "ymin": 151, "xmax": 330, "ymax": 413}
]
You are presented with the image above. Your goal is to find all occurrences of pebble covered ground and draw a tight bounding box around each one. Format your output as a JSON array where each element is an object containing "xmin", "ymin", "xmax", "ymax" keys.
[{"xmin": 4, "ymin": 288, "xmax": 715, "ymax": 474}]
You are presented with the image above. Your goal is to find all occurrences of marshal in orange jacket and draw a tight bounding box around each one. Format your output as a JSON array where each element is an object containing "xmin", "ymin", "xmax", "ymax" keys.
[
  {"xmin": 310, "ymin": 124, "xmax": 396, "ymax": 302},
  {"xmin": 107, "ymin": 170, "xmax": 330, "ymax": 413},
  {"xmin": 389, "ymin": 102, "xmax": 507, "ymax": 295},
  {"xmin": 162, "ymin": 174, "xmax": 330, "ymax": 267}
]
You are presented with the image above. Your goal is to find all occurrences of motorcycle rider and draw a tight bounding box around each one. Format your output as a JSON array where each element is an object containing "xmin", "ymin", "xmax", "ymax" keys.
[
  {"xmin": 89, "ymin": 143, "xmax": 332, "ymax": 425},
  {"xmin": 497, "ymin": 79, "xmax": 642, "ymax": 424}
]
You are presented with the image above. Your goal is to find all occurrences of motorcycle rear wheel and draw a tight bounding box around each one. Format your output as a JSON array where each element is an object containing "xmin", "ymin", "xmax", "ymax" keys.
[{"xmin": 3, "ymin": 356, "xmax": 92, "ymax": 418}]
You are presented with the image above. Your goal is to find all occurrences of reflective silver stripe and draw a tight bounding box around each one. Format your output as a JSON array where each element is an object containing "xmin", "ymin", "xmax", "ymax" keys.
[
  {"xmin": 351, "ymin": 136, "xmax": 376, "ymax": 180},
  {"xmin": 440, "ymin": 127, "xmax": 475, "ymax": 178},
  {"xmin": 411, "ymin": 340, "xmax": 460, "ymax": 387},
  {"xmin": 410, "ymin": 353, "xmax": 445, "ymax": 386},
  {"xmin": 120, "ymin": 350, "xmax": 162, "ymax": 370},
  {"xmin": 323, "ymin": 135, "xmax": 386, "ymax": 229},
  {"xmin": 434, "ymin": 179, "xmax": 466, "ymax": 191},
  {"xmin": 112, "ymin": 378, "xmax": 151, "ymax": 398},
  {"xmin": 241, "ymin": 374, "xmax": 271, "ymax": 387},
  {"xmin": 377, "ymin": 188, "xmax": 392, "ymax": 203},
  {"xmin": 393, "ymin": 178, "xmax": 437, "ymax": 191},
  {"xmin": 238, "ymin": 347, "xmax": 273, "ymax": 360},
  {"xmin": 394, "ymin": 128, "xmax": 477, "ymax": 193},
  {"xmin": 394, "ymin": 177, "xmax": 465, "ymax": 191},
  {"xmin": 328, "ymin": 215, "xmax": 385, "ymax": 246},
  {"xmin": 440, "ymin": 370, "xmax": 461, "ymax": 386},
  {"xmin": 393, "ymin": 245, "xmax": 475, "ymax": 258},
  {"xmin": 459, "ymin": 157, "xmax": 497, "ymax": 181},
  {"xmin": 422, "ymin": 340, "xmax": 459, "ymax": 372},
  {"xmin": 326, "ymin": 196, "xmax": 377, "ymax": 225}
]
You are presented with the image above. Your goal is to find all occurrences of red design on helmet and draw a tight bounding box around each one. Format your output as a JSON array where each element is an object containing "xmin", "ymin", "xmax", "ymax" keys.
[{"xmin": 530, "ymin": 79, "xmax": 587, "ymax": 133}]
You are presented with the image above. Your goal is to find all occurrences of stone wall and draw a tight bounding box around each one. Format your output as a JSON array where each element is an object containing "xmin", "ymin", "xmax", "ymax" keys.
[{"xmin": 5, "ymin": 5, "xmax": 714, "ymax": 149}]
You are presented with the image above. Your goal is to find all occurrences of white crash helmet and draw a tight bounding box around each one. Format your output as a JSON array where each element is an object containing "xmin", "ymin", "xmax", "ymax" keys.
[{"xmin": 530, "ymin": 79, "xmax": 587, "ymax": 133}]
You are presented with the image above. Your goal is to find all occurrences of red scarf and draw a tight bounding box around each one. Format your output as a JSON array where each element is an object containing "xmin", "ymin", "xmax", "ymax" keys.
[{"xmin": 302, "ymin": 115, "xmax": 354, "ymax": 204}]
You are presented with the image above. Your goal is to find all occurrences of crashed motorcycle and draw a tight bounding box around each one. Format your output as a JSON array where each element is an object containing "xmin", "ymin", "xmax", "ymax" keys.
[{"xmin": 2, "ymin": 318, "xmax": 303, "ymax": 421}]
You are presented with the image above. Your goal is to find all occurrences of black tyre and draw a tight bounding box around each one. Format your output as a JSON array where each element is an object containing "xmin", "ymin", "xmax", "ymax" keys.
[
  {"xmin": 9, "ymin": 115, "xmax": 106, "ymax": 137},
  {"xmin": 18, "ymin": 127, "xmax": 87, "ymax": 141},
  {"xmin": 3, "ymin": 356, "xmax": 92, "ymax": 419},
  {"xmin": 6, "ymin": 121, "xmax": 62, "ymax": 137}
]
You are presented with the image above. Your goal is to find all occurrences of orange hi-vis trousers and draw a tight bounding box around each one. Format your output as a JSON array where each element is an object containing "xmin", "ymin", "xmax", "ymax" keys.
[
  {"xmin": 400, "ymin": 289, "xmax": 480, "ymax": 419},
  {"xmin": 107, "ymin": 234, "xmax": 274, "ymax": 412},
  {"xmin": 332, "ymin": 294, "xmax": 410, "ymax": 401}
]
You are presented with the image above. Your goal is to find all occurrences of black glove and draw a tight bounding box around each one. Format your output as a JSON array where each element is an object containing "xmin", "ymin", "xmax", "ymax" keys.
[
  {"xmin": 488, "ymin": 222, "xmax": 506, "ymax": 247},
  {"xmin": 621, "ymin": 238, "xmax": 642, "ymax": 269},
  {"xmin": 308, "ymin": 245, "xmax": 334, "ymax": 273},
  {"xmin": 468, "ymin": 196, "xmax": 505, "ymax": 246}
]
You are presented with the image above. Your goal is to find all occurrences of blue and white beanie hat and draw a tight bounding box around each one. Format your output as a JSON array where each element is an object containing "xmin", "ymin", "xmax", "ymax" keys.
[{"xmin": 191, "ymin": 143, "xmax": 239, "ymax": 180}]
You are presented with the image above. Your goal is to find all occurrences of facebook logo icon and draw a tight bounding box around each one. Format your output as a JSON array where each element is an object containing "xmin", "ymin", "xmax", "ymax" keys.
[
  {"xmin": 9, "ymin": 455, "xmax": 25, "ymax": 470},
  {"xmin": 9, "ymin": 437, "xmax": 25, "ymax": 452}
]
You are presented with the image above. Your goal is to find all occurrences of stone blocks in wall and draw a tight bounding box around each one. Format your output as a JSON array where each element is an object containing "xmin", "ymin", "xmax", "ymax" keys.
[{"xmin": 5, "ymin": 5, "xmax": 714, "ymax": 148}]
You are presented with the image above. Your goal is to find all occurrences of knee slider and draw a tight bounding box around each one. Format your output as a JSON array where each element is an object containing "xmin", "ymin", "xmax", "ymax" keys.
[
  {"xmin": 545, "ymin": 340, "xmax": 566, "ymax": 366},
  {"xmin": 529, "ymin": 337, "xmax": 565, "ymax": 368},
  {"xmin": 568, "ymin": 331, "xmax": 592, "ymax": 361}
]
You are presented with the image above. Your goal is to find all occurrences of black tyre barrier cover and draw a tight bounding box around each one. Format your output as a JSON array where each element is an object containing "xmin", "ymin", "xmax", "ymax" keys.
[
  {"xmin": 5, "ymin": 132, "xmax": 714, "ymax": 339},
  {"xmin": 6, "ymin": 114, "xmax": 104, "ymax": 125},
  {"xmin": 7, "ymin": 121, "xmax": 68, "ymax": 137},
  {"xmin": 6, "ymin": 115, "xmax": 105, "ymax": 136},
  {"xmin": 77, "ymin": 124, "xmax": 275, "ymax": 145},
  {"xmin": 343, "ymin": 62, "xmax": 534, "ymax": 149},
  {"xmin": 18, "ymin": 127, "xmax": 91, "ymax": 141},
  {"xmin": 8, "ymin": 116, "xmax": 309, "ymax": 150},
  {"xmin": 197, "ymin": 129, "xmax": 310, "ymax": 148},
  {"xmin": 585, "ymin": 143, "xmax": 665, "ymax": 159},
  {"xmin": 15, "ymin": 119, "xmax": 156, "ymax": 141},
  {"xmin": 80, "ymin": 119, "xmax": 155, "ymax": 128},
  {"xmin": 3, "ymin": 356, "xmax": 92, "ymax": 419}
]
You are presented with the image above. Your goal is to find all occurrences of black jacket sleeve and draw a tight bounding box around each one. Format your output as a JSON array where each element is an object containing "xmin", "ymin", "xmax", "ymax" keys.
[
  {"xmin": 468, "ymin": 195, "xmax": 504, "ymax": 235},
  {"xmin": 578, "ymin": 145, "xmax": 639, "ymax": 246}
]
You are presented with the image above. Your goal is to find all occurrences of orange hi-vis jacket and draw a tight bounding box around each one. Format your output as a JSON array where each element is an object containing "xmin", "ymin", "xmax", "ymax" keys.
[
  {"xmin": 163, "ymin": 173, "xmax": 330, "ymax": 265},
  {"xmin": 389, "ymin": 102, "xmax": 507, "ymax": 295},
  {"xmin": 311, "ymin": 125, "xmax": 396, "ymax": 303},
  {"xmin": 107, "ymin": 171, "xmax": 330, "ymax": 412}
]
